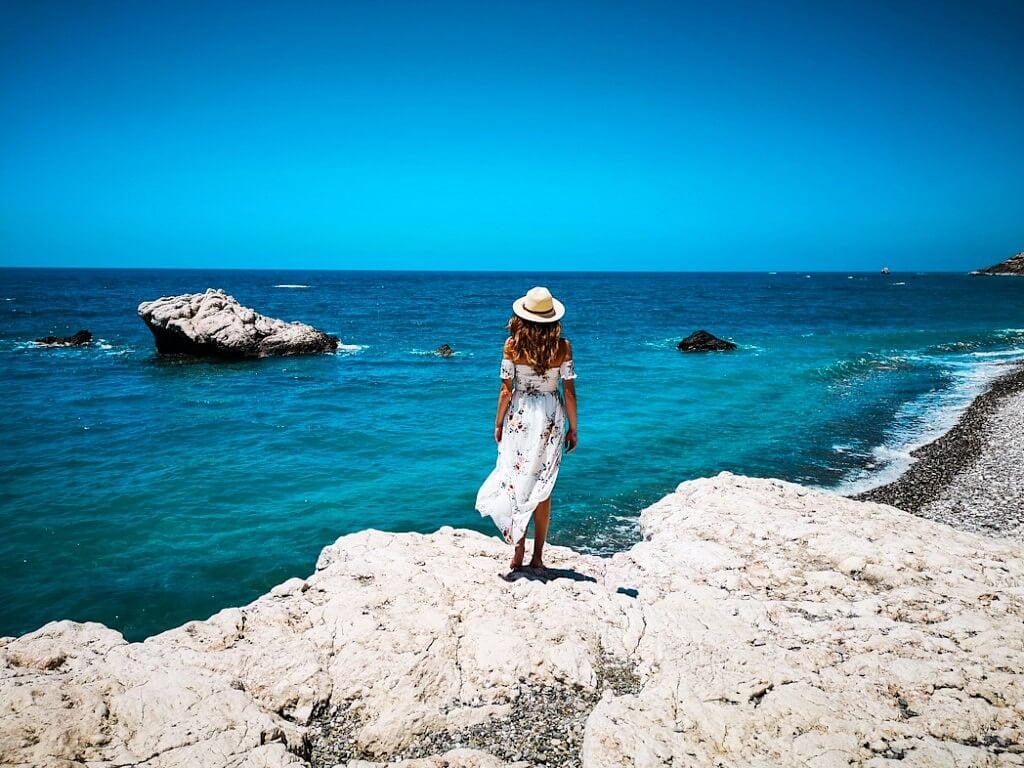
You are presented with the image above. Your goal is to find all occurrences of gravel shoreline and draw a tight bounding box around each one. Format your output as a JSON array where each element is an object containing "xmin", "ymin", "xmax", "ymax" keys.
[
  {"xmin": 309, "ymin": 654, "xmax": 641, "ymax": 767},
  {"xmin": 853, "ymin": 362, "xmax": 1024, "ymax": 541}
]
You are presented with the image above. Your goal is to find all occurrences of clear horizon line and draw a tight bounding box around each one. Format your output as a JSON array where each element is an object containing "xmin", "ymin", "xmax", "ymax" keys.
[{"xmin": 0, "ymin": 265, "xmax": 976, "ymax": 274}]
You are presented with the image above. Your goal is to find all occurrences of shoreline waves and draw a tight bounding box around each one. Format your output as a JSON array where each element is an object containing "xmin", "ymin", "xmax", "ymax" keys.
[
  {"xmin": 854, "ymin": 362, "xmax": 1024, "ymax": 542},
  {"xmin": 832, "ymin": 342, "xmax": 1024, "ymax": 498}
]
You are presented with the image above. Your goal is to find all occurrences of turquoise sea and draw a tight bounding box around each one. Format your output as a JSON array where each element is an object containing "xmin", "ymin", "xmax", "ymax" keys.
[{"xmin": 2, "ymin": 268, "xmax": 1023, "ymax": 640}]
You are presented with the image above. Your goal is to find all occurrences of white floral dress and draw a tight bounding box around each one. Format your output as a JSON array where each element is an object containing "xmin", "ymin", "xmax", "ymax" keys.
[{"xmin": 476, "ymin": 356, "xmax": 577, "ymax": 544}]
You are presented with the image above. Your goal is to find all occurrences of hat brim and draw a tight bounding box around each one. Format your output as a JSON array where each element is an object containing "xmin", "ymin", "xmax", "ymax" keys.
[{"xmin": 512, "ymin": 296, "xmax": 565, "ymax": 323}]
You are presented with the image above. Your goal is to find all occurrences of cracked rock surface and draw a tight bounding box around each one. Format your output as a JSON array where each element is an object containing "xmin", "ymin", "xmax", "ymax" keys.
[
  {"xmin": 137, "ymin": 289, "xmax": 339, "ymax": 358},
  {"xmin": 2, "ymin": 474, "xmax": 1022, "ymax": 767}
]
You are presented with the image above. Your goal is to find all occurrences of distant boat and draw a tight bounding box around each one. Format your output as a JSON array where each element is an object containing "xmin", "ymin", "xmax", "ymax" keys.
[{"xmin": 881, "ymin": 266, "xmax": 890, "ymax": 275}]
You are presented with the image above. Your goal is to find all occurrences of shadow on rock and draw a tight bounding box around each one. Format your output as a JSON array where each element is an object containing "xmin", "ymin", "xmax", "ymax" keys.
[{"xmin": 500, "ymin": 566, "xmax": 598, "ymax": 584}]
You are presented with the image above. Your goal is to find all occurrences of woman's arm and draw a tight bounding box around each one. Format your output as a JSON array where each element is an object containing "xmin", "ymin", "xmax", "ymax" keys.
[
  {"xmin": 563, "ymin": 380, "xmax": 578, "ymax": 452},
  {"xmin": 494, "ymin": 378, "xmax": 513, "ymax": 443},
  {"xmin": 562, "ymin": 339, "xmax": 578, "ymax": 452},
  {"xmin": 495, "ymin": 339, "xmax": 514, "ymax": 443}
]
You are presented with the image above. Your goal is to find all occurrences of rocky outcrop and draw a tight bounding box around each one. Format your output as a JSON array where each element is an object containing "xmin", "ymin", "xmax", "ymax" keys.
[
  {"xmin": 677, "ymin": 330, "xmax": 737, "ymax": 352},
  {"xmin": 434, "ymin": 344, "xmax": 455, "ymax": 357},
  {"xmin": 34, "ymin": 330, "xmax": 92, "ymax": 346},
  {"xmin": 974, "ymin": 251, "xmax": 1024, "ymax": 276},
  {"xmin": 2, "ymin": 474, "xmax": 1022, "ymax": 767},
  {"xmin": 137, "ymin": 289, "xmax": 339, "ymax": 358}
]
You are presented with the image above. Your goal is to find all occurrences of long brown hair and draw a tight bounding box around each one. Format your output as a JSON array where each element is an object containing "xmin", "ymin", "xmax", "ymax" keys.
[{"xmin": 506, "ymin": 316, "xmax": 563, "ymax": 375}]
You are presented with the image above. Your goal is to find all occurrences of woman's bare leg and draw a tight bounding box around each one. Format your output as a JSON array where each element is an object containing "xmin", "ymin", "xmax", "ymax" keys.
[
  {"xmin": 530, "ymin": 497, "xmax": 551, "ymax": 568},
  {"xmin": 510, "ymin": 536, "xmax": 526, "ymax": 570}
]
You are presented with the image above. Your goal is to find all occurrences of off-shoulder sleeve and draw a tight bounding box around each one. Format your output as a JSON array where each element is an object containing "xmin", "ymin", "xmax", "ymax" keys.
[
  {"xmin": 500, "ymin": 358, "xmax": 515, "ymax": 380},
  {"xmin": 559, "ymin": 359, "xmax": 577, "ymax": 381}
]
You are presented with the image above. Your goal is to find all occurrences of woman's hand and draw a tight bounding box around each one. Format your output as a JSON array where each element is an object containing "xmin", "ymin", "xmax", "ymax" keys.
[
  {"xmin": 564, "ymin": 428, "xmax": 578, "ymax": 453},
  {"xmin": 494, "ymin": 425, "xmax": 503, "ymax": 444}
]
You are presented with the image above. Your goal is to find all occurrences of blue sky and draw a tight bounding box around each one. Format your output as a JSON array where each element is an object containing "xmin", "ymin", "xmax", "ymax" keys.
[{"xmin": 1, "ymin": 0, "xmax": 1021, "ymax": 271}]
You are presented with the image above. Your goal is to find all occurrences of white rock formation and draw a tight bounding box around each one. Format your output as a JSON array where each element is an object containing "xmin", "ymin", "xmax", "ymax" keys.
[
  {"xmin": 137, "ymin": 289, "xmax": 339, "ymax": 358},
  {"xmin": 2, "ymin": 474, "xmax": 1022, "ymax": 767}
]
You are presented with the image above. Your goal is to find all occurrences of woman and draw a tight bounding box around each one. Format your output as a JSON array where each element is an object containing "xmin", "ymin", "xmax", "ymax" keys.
[{"xmin": 476, "ymin": 286, "xmax": 578, "ymax": 571}]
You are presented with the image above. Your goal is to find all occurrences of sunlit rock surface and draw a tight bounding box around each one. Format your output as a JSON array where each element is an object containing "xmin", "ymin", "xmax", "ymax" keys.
[
  {"xmin": 138, "ymin": 289, "xmax": 339, "ymax": 358},
  {"xmin": 2, "ymin": 474, "xmax": 1021, "ymax": 767}
]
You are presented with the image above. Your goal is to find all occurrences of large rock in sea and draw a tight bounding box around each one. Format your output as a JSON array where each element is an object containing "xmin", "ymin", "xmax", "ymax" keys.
[
  {"xmin": 973, "ymin": 251, "xmax": 1024, "ymax": 276},
  {"xmin": 34, "ymin": 329, "xmax": 92, "ymax": 346},
  {"xmin": 137, "ymin": 289, "xmax": 339, "ymax": 358},
  {"xmin": 2, "ymin": 474, "xmax": 1021, "ymax": 767},
  {"xmin": 677, "ymin": 329, "xmax": 737, "ymax": 352}
]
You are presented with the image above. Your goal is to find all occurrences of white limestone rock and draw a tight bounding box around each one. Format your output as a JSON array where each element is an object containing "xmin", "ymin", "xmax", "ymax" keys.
[
  {"xmin": 2, "ymin": 474, "xmax": 1022, "ymax": 767},
  {"xmin": 137, "ymin": 289, "xmax": 339, "ymax": 358}
]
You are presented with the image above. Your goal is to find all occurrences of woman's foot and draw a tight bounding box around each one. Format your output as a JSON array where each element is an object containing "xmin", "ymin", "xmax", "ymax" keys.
[
  {"xmin": 510, "ymin": 539, "xmax": 526, "ymax": 570},
  {"xmin": 528, "ymin": 558, "xmax": 545, "ymax": 570}
]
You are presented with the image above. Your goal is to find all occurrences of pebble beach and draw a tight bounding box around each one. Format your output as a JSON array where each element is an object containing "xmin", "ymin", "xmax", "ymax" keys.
[{"xmin": 855, "ymin": 363, "xmax": 1024, "ymax": 542}]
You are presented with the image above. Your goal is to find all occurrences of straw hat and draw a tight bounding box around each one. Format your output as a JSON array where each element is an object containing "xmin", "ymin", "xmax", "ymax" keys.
[{"xmin": 512, "ymin": 286, "xmax": 565, "ymax": 323}]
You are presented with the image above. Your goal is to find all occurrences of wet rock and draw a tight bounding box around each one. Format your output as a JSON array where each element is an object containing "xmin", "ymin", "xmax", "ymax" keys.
[
  {"xmin": 34, "ymin": 329, "xmax": 92, "ymax": 346},
  {"xmin": 677, "ymin": 330, "xmax": 737, "ymax": 352},
  {"xmin": 435, "ymin": 344, "xmax": 455, "ymax": 357},
  {"xmin": 137, "ymin": 288, "xmax": 339, "ymax": 358}
]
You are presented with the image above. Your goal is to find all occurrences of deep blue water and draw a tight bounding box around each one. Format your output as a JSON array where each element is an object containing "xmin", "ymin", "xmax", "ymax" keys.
[{"xmin": 2, "ymin": 268, "xmax": 1023, "ymax": 640}]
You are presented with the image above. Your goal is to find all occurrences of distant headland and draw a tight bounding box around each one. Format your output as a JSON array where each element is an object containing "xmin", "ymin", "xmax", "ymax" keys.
[{"xmin": 971, "ymin": 251, "xmax": 1024, "ymax": 276}]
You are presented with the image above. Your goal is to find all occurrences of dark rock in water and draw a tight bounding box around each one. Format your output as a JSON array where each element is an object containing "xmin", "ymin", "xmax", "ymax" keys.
[
  {"xmin": 35, "ymin": 330, "xmax": 92, "ymax": 346},
  {"xmin": 137, "ymin": 289, "xmax": 339, "ymax": 359},
  {"xmin": 434, "ymin": 344, "xmax": 455, "ymax": 357},
  {"xmin": 973, "ymin": 251, "xmax": 1024, "ymax": 276},
  {"xmin": 677, "ymin": 330, "xmax": 737, "ymax": 352}
]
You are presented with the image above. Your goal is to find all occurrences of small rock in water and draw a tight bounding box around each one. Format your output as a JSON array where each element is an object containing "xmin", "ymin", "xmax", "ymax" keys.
[
  {"xmin": 34, "ymin": 329, "xmax": 92, "ymax": 346},
  {"xmin": 677, "ymin": 330, "xmax": 737, "ymax": 352},
  {"xmin": 435, "ymin": 344, "xmax": 455, "ymax": 357}
]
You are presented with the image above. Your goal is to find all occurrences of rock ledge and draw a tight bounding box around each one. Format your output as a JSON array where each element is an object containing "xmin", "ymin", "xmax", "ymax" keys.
[{"xmin": 2, "ymin": 474, "xmax": 1022, "ymax": 767}]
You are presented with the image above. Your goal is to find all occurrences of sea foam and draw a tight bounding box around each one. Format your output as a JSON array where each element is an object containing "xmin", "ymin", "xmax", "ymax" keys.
[{"xmin": 836, "ymin": 348, "xmax": 1024, "ymax": 495}]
